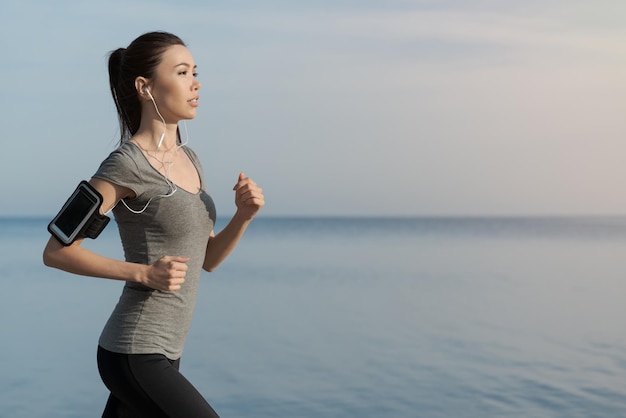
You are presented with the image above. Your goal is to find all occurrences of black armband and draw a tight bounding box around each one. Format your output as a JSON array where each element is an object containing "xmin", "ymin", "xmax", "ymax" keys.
[{"xmin": 47, "ymin": 181, "xmax": 110, "ymax": 246}]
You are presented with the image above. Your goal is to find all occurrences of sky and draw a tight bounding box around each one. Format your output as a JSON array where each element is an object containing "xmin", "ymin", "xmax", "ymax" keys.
[{"xmin": 1, "ymin": 0, "xmax": 625, "ymax": 217}]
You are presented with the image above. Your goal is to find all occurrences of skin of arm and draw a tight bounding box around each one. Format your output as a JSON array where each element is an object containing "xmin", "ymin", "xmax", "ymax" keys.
[
  {"xmin": 203, "ymin": 172, "xmax": 265, "ymax": 272},
  {"xmin": 42, "ymin": 178, "xmax": 189, "ymax": 291}
]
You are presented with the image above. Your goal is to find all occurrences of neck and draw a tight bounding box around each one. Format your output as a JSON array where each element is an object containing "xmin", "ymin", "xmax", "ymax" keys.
[{"xmin": 134, "ymin": 121, "xmax": 179, "ymax": 151}]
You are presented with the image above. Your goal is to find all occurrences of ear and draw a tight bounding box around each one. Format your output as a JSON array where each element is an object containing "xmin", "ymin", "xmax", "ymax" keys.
[{"xmin": 135, "ymin": 76, "xmax": 149, "ymax": 99}]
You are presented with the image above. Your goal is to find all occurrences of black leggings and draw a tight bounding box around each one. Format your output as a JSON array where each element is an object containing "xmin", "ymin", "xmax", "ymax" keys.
[{"xmin": 97, "ymin": 346, "xmax": 219, "ymax": 418}]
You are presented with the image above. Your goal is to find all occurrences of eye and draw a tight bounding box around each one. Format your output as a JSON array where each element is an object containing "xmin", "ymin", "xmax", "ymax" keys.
[
  {"xmin": 178, "ymin": 70, "xmax": 188, "ymax": 76},
  {"xmin": 193, "ymin": 72, "xmax": 199, "ymax": 78}
]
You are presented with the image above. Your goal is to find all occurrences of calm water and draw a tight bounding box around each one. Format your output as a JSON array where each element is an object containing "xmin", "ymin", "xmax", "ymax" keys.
[{"xmin": 1, "ymin": 216, "xmax": 626, "ymax": 417}]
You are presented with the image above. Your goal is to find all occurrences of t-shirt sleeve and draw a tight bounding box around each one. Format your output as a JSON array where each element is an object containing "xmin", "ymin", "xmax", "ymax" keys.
[{"xmin": 92, "ymin": 146, "xmax": 147, "ymax": 199}]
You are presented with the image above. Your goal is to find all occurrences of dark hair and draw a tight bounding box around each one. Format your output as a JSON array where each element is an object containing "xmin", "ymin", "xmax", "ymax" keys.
[{"xmin": 108, "ymin": 31, "xmax": 186, "ymax": 143}]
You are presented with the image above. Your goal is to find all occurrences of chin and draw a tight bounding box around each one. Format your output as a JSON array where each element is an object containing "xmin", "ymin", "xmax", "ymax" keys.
[{"xmin": 178, "ymin": 112, "xmax": 197, "ymax": 121}]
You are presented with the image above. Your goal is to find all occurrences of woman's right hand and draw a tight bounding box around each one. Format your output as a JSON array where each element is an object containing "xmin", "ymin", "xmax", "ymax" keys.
[{"xmin": 142, "ymin": 256, "xmax": 190, "ymax": 291}]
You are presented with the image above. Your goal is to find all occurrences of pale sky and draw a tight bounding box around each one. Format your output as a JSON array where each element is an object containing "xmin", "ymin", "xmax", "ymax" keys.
[{"xmin": 1, "ymin": 0, "xmax": 625, "ymax": 217}]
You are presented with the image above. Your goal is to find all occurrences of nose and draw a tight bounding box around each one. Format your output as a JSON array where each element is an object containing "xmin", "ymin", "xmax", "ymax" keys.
[{"xmin": 193, "ymin": 79, "xmax": 201, "ymax": 91}]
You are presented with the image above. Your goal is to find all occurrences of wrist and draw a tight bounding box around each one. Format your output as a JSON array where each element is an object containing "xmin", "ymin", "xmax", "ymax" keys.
[
  {"xmin": 131, "ymin": 262, "xmax": 149, "ymax": 285},
  {"xmin": 233, "ymin": 209, "xmax": 255, "ymax": 224}
]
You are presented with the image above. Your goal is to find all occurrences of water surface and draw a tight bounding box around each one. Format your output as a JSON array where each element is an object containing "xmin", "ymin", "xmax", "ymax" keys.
[{"xmin": 1, "ymin": 216, "xmax": 625, "ymax": 417}]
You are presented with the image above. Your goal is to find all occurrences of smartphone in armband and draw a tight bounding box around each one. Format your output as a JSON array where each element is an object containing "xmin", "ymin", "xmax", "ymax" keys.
[{"xmin": 48, "ymin": 180, "xmax": 110, "ymax": 246}]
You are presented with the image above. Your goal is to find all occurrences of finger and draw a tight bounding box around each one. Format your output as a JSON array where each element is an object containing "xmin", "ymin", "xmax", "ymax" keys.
[
  {"xmin": 166, "ymin": 270, "xmax": 187, "ymax": 279},
  {"xmin": 240, "ymin": 197, "xmax": 265, "ymax": 209},
  {"xmin": 166, "ymin": 263, "xmax": 188, "ymax": 277},
  {"xmin": 159, "ymin": 257, "xmax": 189, "ymax": 272},
  {"xmin": 162, "ymin": 277, "xmax": 185, "ymax": 291},
  {"xmin": 249, "ymin": 198, "xmax": 265, "ymax": 207},
  {"xmin": 237, "ymin": 185, "xmax": 262, "ymax": 197},
  {"xmin": 169, "ymin": 261, "xmax": 189, "ymax": 271},
  {"xmin": 164, "ymin": 283, "xmax": 182, "ymax": 291},
  {"xmin": 239, "ymin": 193, "xmax": 252, "ymax": 204},
  {"xmin": 241, "ymin": 194, "xmax": 265, "ymax": 204},
  {"xmin": 233, "ymin": 172, "xmax": 251, "ymax": 190},
  {"xmin": 158, "ymin": 256, "xmax": 180, "ymax": 265},
  {"xmin": 168, "ymin": 277, "xmax": 186, "ymax": 285},
  {"xmin": 239, "ymin": 189, "xmax": 264, "ymax": 203}
]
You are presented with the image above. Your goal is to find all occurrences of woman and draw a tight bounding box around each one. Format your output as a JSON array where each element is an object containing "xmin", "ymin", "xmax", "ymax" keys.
[{"xmin": 43, "ymin": 31, "xmax": 264, "ymax": 417}]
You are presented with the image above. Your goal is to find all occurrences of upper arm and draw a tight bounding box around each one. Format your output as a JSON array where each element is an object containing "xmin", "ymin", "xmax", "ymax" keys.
[
  {"xmin": 43, "ymin": 177, "xmax": 133, "ymax": 268},
  {"xmin": 89, "ymin": 177, "xmax": 133, "ymax": 215}
]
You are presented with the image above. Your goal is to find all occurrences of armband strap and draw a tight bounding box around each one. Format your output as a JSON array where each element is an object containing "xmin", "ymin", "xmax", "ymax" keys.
[{"xmin": 81, "ymin": 212, "xmax": 110, "ymax": 239}]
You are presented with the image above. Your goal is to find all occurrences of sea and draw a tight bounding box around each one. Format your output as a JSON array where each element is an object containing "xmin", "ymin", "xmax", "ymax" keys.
[{"xmin": 1, "ymin": 216, "xmax": 625, "ymax": 418}]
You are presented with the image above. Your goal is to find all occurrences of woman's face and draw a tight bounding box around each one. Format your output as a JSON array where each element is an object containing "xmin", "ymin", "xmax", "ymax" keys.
[{"xmin": 148, "ymin": 44, "xmax": 201, "ymax": 122}]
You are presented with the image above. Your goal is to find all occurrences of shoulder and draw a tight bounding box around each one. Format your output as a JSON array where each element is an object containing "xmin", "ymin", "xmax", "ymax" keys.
[
  {"xmin": 109, "ymin": 141, "xmax": 142, "ymax": 160},
  {"xmin": 93, "ymin": 142, "xmax": 144, "ymax": 184},
  {"xmin": 100, "ymin": 142, "xmax": 142, "ymax": 169}
]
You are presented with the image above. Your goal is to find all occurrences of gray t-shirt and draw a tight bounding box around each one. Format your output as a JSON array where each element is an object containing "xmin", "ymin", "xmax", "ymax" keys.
[{"xmin": 93, "ymin": 141, "xmax": 216, "ymax": 359}]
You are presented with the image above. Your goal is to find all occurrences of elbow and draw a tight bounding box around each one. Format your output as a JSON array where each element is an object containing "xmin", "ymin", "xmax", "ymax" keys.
[
  {"xmin": 42, "ymin": 246, "xmax": 58, "ymax": 268},
  {"xmin": 202, "ymin": 258, "xmax": 221, "ymax": 272},
  {"xmin": 203, "ymin": 264, "xmax": 217, "ymax": 273},
  {"xmin": 42, "ymin": 250, "xmax": 52, "ymax": 267},
  {"xmin": 42, "ymin": 238, "xmax": 64, "ymax": 269},
  {"xmin": 202, "ymin": 252, "xmax": 220, "ymax": 272}
]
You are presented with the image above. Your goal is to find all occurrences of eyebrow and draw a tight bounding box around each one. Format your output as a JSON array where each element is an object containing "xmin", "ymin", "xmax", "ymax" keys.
[{"xmin": 174, "ymin": 63, "xmax": 197, "ymax": 69}]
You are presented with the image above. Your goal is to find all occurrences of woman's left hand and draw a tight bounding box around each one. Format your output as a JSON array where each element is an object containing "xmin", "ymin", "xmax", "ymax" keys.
[{"xmin": 233, "ymin": 172, "xmax": 265, "ymax": 220}]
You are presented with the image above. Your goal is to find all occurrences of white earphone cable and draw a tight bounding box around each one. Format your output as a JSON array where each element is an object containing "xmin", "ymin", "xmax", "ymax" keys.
[{"xmin": 112, "ymin": 89, "xmax": 191, "ymax": 215}]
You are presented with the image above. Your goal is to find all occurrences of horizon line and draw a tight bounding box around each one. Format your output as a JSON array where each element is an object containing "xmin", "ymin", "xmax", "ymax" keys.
[{"xmin": 3, "ymin": 213, "xmax": 626, "ymax": 220}]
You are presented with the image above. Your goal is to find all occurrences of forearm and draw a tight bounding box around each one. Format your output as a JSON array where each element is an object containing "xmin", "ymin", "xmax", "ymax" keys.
[
  {"xmin": 203, "ymin": 212, "xmax": 253, "ymax": 272},
  {"xmin": 43, "ymin": 237, "xmax": 146, "ymax": 283}
]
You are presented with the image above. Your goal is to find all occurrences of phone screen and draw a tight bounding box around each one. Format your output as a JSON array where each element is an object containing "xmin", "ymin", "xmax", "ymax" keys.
[
  {"xmin": 48, "ymin": 183, "xmax": 102, "ymax": 245},
  {"xmin": 55, "ymin": 189, "xmax": 98, "ymax": 237}
]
